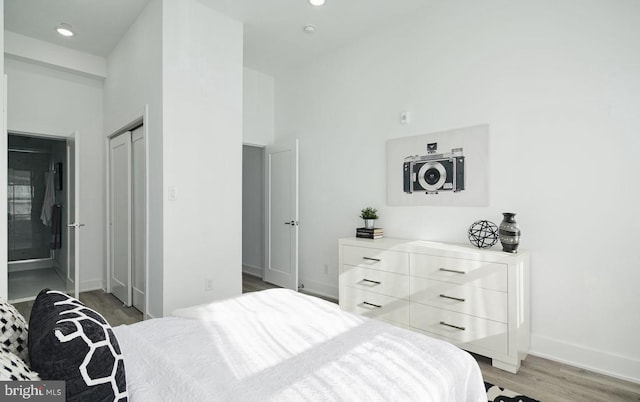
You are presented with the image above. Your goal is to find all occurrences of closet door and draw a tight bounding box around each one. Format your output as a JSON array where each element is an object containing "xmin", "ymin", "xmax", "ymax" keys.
[
  {"xmin": 131, "ymin": 126, "xmax": 146, "ymax": 312},
  {"xmin": 109, "ymin": 132, "xmax": 132, "ymax": 306}
]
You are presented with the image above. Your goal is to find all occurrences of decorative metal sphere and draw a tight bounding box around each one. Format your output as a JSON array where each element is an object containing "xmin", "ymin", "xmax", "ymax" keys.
[{"xmin": 468, "ymin": 220, "xmax": 499, "ymax": 248}]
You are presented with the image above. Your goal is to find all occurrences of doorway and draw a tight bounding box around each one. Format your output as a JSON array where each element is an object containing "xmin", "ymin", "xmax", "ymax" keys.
[
  {"xmin": 242, "ymin": 141, "xmax": 299, "ymax": 291},
  {"xmin": 7, "ymin": 133, "xmax": 67, "ymax": 302},
  {"xmin": 263, "ymin": 139, "xmax": 299, "ymax": 291},
  {"xmin": 242, "ymin": 145, "xmax": 265, "ymax": 279}
]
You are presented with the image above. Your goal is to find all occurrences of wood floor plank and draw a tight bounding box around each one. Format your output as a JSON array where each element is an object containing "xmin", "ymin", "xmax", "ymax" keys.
[
  {"xmin": 13, "ymin": 289, "xmax": 143, "ymax": 327},
  {"xmin": 477, "ymin": 353, "xmax": 640, "ymax": 401}
]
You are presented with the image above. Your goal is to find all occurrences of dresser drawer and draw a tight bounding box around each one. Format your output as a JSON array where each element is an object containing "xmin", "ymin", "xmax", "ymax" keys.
[
  {"xmin": 340, "ymin": 266, "xmax": 410, "ymax": 299},
  {"xmin": 343, "ymin": 245, "xmax": 409, "ymax": 274},
  {"xmin": 340, "ymin": 287, "xmax": 410, "ymax": 326},
  {"xmin": 411, "ymin": 278, "xmax": 507, "ymax": 322},
  {"xmin": 411, "ymin": 254, "xmax": 507, "ymax": 292},
  {"xmin": 410, "ymin": 303, "xmax": 508, "ymax": 355}
]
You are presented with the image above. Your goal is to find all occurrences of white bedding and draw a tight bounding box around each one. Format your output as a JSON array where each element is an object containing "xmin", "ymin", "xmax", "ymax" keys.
[{"xmin": 113, "ymin": 289, "xmax": 485, "ymax": 402}]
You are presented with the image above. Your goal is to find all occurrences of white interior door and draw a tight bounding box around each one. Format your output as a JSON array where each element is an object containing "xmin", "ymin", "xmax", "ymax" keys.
[
  {"xmin": 66, "ymin": 131, "xmax": 82, "ymax": 299},
  {"xmin": 109, "ymin": 132, "xmax": 132, "ymax": 306},
  {"xmin": 264, "ymin": 139, "xmax": 299, "ymax": 290}
]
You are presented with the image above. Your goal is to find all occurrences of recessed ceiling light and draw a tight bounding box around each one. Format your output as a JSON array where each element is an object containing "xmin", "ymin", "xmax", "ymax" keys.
[
  {"xmin": 309, "ymin": 0, "xmax": 325, "ymax": 6},
  {"xmin": 303, "ymin": 25, "xmax": 316, "ymax": 34},
  {"xmin": 56, "ymin": 23, "xmax": 74, "ymax": 37}
]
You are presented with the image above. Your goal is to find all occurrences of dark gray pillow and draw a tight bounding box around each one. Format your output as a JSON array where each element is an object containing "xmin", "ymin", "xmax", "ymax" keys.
[{"xmin": 28, "ymin": 289, "xmax": 127, "ymax": 401}]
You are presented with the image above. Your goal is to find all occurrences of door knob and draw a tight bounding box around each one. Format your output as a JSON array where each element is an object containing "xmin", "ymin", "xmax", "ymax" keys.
[{"xmin": 67, "ymin": 223, "xmax": 86, "ymax": 228}]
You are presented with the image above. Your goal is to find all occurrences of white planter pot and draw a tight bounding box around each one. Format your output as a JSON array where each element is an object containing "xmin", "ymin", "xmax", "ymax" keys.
[{"xmin": 364, "ymin": 219, "xmax": 376, "ymax": 229}]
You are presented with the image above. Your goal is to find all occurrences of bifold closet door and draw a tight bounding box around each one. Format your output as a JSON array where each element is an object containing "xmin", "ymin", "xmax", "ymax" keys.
[{"xmin": 109, "ymin": 132, "xmax": 132, "ymax": 306}]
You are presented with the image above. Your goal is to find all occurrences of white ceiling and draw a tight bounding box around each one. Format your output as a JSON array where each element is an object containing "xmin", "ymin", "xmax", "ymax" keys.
[
  {"xmin": 4, "ymin": 0, "xmax": 152, "ymax": 57},
  {"xmin": 4, "ymin": 0, "xmax": 436, "ymax": 74}
]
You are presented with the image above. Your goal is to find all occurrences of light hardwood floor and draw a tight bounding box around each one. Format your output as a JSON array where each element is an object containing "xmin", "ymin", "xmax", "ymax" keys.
[
  {"xmin": 13, "ymin": 290, "xmax": 143, "ymax": 327},
  {"xmin": 477, "ymin": 352, "xmax": 640, "ymax": 402},
  {"xmin": 15, "ymin": 278, "xmax": 640, "ymax": 401}
]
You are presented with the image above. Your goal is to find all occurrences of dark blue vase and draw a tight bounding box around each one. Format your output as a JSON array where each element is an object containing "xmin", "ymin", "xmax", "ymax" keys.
[{"xmin": 499, "ymin": 212, "xmax": 520, "ymax": 253}]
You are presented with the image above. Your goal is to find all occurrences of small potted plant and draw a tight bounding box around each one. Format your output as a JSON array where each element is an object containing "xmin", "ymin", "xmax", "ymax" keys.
[{"xmin": 360, "ymin": 207, "xmax": 379, "ymax": 229}]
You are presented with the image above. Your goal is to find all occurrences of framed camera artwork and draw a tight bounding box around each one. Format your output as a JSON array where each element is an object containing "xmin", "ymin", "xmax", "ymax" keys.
[{"xmin": 386, "ymin": 124, "xmax": 489, "ymax": 207}]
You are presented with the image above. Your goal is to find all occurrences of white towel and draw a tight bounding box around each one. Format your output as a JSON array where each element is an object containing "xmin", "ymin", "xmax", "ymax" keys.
[{"xmin": 40, "ymin": 172, "xmax": 56, "ymax": 226}]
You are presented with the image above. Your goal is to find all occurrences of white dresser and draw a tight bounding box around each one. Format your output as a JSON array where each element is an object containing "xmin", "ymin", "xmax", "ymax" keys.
[{"xmin": 338, "ymin": 237, "xmax": 530, "ymax": 373}]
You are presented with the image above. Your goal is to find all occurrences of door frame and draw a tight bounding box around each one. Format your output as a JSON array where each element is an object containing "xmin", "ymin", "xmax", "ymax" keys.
[
  {"xmin": 1, "ymin": 75, "xmax": 6, "ymax": 300},
  {"xmin": 105, "ymin": 106, "xmax": 150, "ymax": 318},
  {"xmin": 67, "ymin": 130, "xmax": 81, "ymax": 300},
  {"xmin": 3, "ymin": 128, "xmax": 79, "ymax": 300}
]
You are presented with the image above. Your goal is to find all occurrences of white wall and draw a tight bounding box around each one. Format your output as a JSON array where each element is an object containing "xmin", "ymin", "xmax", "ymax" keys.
[
  {"xmin": 274, "ymin": 0, "xmax": 640, "ymax": 383},
  {"xmin": 4, "ymin": 57, "xmax": 105, "ymax": 291},
  {"xmin": 0, "ymin": 0, "xmax": 7, "ymax": 299},
  {"xmin": 243, "ymin": 67, "xmax": 274, "ymax": 146},
  {"xmin": 103, "ymin": 0, "xmax": 163, "ymax": 318},
  {"xmin": 161, "ymin": 0, "xmax": 243, "ymax": 314},
  {"xmin": 242, "ymin": 145, "xmax": 264, "ymax": 276}
]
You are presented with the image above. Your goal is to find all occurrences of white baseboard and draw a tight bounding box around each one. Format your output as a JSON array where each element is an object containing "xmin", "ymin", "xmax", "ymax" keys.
[
  {"xmin": 80, "ymin": 279, "xmax": 104, "ymax": 293},
  {"xmin": 54, "ymin": 266, "xmax": 65, "ymax": 282},
  {"xmin": 531, "ymin": 334, "xmax": 640, "ymax": 384},
  {"xmin": 299, "ymin": 278, "xmax": 338, "ymax": 301},
  {"xmin": 242, "ymin": 264, "xmax": 263, "ymax": 278}
]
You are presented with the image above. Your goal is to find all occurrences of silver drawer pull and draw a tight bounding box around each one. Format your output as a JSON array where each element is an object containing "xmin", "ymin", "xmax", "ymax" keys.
[
  {"xmin": 440, "ymin": 321, "xmax": 466, "ymax": 331},
  {"xmin": 439, "ymin": 294, "xmax": 466, "ymax": 303},
  {"xmin": 439, "ymin": 268, "xmax": 466, "ymax": 275},
  {"xmin": 362, "ymin": 301, "xmax": 382, "ymax": 309},
  {"xmin": 363, "ymin": 257, "xmax": 381, "ymax": 262},
  {"xmin": 362, "ymin": 278, "xmax": 381, "ymax": 285}
]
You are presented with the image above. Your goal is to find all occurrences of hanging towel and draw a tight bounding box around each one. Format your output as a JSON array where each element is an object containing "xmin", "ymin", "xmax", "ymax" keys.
[
  {"xmin": 41, "ymin": 171, "xmax": 56, "ymax": 226},
  {"xmin": 50, "ymin": 204, "xmax": 62, "ymax": 250}
]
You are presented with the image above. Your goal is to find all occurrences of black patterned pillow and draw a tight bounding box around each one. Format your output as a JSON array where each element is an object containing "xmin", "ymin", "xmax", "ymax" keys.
[
  {"xmin": 0, "ymin": 346, "xmax": 39, "ymax": 381},
  {"xmin": 28, "ymin": 289, "xmax": 128, "ymax": 401},
  {"xmin": 0, "ymin": 297, "xmax": 29, "ymax": 362}
]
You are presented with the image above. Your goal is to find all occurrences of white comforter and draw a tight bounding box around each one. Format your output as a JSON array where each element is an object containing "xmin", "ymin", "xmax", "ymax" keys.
[{"xmin": 113, "ymin": 289, "xmax": 485, "ymax": 402}]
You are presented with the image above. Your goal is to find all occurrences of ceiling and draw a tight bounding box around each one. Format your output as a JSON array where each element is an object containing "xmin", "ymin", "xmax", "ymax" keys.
[
  {"xmin": 4, "ymin": 0, "xmax": 436, "ymax": 74},
  {"xmin": 4, "ymin": 0, "xmax": 152, "ymax": 57}
]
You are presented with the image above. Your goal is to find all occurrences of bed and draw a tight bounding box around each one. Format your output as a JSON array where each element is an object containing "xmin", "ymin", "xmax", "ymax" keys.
[
  {"xmin": 10, "ymin": 288, "xmax": 485, "ymax": 401},
  {"xmin": 113, "ymin": 289, "xmax": 485, "ymax": 401}
]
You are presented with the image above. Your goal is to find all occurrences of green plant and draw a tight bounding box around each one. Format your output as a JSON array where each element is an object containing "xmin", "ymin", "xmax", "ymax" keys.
[{"xmin": 360, "ymin": 207, "xmax": 379, "ymax": 220}]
